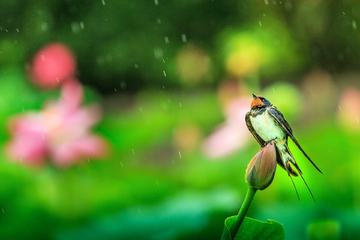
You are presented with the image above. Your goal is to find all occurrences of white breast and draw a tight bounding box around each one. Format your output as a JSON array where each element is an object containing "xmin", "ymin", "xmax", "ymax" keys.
[{"xmin": 250, "ymin": 110, "xmax": 286, "ymax": 142}]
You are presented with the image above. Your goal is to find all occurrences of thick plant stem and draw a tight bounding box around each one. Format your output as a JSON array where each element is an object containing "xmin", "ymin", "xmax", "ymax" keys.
[{"xmin": 229, "ymin": 186, "xmax": 258, "ymax": 239}]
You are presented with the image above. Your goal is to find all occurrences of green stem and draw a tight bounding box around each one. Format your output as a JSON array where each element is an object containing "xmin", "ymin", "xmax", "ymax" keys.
[{"xmin": 229, "ymin": 186, "xmax": 258, "ymax": 239}]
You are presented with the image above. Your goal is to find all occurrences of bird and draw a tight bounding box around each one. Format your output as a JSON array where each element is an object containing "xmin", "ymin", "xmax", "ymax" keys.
[{"xmin": 245, "ymin": 94, "xmax": 322, "ymax": 200}]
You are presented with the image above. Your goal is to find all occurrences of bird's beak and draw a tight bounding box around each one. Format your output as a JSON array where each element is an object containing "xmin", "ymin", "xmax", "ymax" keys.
[{"xmin": 252, "ymin": 93, "xmax": 258, "ymax": 99}]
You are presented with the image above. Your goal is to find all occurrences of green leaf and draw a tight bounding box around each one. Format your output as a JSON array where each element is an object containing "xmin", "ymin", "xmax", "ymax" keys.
[{"xmin": 221, "ymin": 216, "xmax": 285, "ymax": 240}]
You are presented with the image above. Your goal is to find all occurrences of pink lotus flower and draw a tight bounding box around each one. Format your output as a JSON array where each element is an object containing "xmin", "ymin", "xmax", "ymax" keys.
[
  {"xmin": 6, "ymin": 80, "xmax": 108, "ymax": 167},
  {"xmin": 30, "ymin": 43, "xmax": 76, "ymax": 88},
  {"xmin": 202, "ymin": 96, "xmax": 252, "ymax": 159},
  {"xmin": 338, "ymin": 88, "xmax": 360, "ymax": 130}
]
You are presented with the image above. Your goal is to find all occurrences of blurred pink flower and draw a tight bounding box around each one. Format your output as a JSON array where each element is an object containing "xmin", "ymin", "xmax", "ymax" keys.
[
  {"xmin": 6, "ymin": 80, "xmax": 108, "ymax": 167},
  {"xmin": 202, "ymin": 96, "xmax": 252, "ymax": 159},
  {"xmin": 30, "ymin": 43, "xmax": 76, "ymax": 88},
  {"xmin": 338, "ymin": 88, "xmax": 360, "ymax": 130}
]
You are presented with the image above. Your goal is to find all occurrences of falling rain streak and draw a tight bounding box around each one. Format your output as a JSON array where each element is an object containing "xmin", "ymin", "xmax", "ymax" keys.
[
  {"xmin": 181, "ymin": 34, "xmax": 187, "ymax": 43},
  {"xmin": 352, "ymin": 20, "xmax": 357, "ymax": 30}
]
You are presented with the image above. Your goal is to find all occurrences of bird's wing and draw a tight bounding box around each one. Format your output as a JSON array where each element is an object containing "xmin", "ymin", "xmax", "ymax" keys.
[
  {"xmin": 267, "ymin": 107, "xmax": 322, "ymax": 174},
  {"xmin": 245, "ymin": 111, "xmax": 266, "ymax": 147}
]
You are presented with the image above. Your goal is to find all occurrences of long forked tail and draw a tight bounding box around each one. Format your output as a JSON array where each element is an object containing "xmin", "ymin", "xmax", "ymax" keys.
[
  {"xmin": 285, "ymin": 144, "xmax": 316, "ymax": 202},
  {"xmin": 288, "ymin": 134, "xmax": 322, "ymax": 174}
]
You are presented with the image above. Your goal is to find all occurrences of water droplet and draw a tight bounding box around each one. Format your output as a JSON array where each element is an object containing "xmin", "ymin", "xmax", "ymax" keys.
[
  {"xmin": 181, "ymin": 34, "xmax": 187, "ymax": 43},
  {"xmin": 80, "ymin": 21, "xmax": 85, "ymax": 30},
  {"xmin": 179, "ymin": 151, "xmax": 182, "ymax": 159},
  {"xmin": 163, "ymin": 70, "xmax": 167, "ymax": 77},
  {"xmin": 264, "ymin": 0, "xmax": 269, "ymax": 4},
  {"xmin": 259, "ymin": 21, "xmax": 262, "ymax": 26},
  {"xmin": 120, "ymin": 81, "xmax": 126, "ymax": 89},
  {"xmin": 41, "ymin": 22, "xmax": 48, "ymax": 32},
  {"xmin": 102, "ymin": 0, "xmax": 106, "ymax": 6},
  {"xmin": 71, "ymin": 22, "xmax": 81, "ymax": 34},
  {"xmin": 352, "ymin": 20, "xmax": 357, "ymax": 30},
  {"xmin": 154, "ymin": 47, "xmax": 163, "ymax": 60},
  {"xmin": 154, "ymin": 0, "xmax": 159, "ymax": 5},
  {"xmin": 164, "ymin": 36, "xmax": 169, "ymax": 44}
]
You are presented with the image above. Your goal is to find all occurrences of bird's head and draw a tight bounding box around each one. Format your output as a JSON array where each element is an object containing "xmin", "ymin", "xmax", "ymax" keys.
[{"xmin": 250, "ymin": 94, "xmax": 272, "ymax": 109}]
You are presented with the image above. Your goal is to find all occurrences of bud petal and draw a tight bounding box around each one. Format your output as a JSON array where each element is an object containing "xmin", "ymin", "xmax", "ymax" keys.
[{"xmin": 245, "ymin": 141, "xmax": 277, "ymax": 190}]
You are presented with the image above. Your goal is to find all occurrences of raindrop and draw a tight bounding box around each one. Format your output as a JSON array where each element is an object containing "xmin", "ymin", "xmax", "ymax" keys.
[
  {"xmin": 102, "ymin": 0, "xmax": 106, "ymax": 6},
  {"xmin": 1, "ymin": 209, "xmax": 4, "ymax": 213},
  {"xmin": 87, "ymin": 158, "xmax": 90, "ymax": 162},
  {"xmin": 134, "ymin": 63, "xmax": 139, "ymax": 68},
  {"xmin": 154, "ymin": 0, "xmax": 159, "ymax": 5},
  {"xmin": 80, "ymin": 21, "xmax": 85, "ymax": 30},
  {"xmin": 157, "ymin": 18, "xmax": 162, "ymax": 24},
  {"xmin": 259, "ymin": 21, "xmax": 262, "ymax": 26},
  {"xmin": 178, "ymin": 151, "xmax": 182, "ymax": 159},
  {"xmin": 114, "ymin": 88, "xmax": 117, "ymax": 92},
  {"xmin": 71, "ymin": 22, "xmax": 81, "ymax": 34},
  {"xmin": 164, "ymin": 36, "xmax": 169, "ymax": 44},
  {"xmin": 181, "ymin": 34, "xmax": 187, "ymax": 43},
  {"xmin": 156, "ymin": 180, "xmax": 159, "ymax": 186},
  {"xmin": 338, "ymin": 105, "xmax": 342, "ymax": 111},
  {"xmin": 41, "ymin": 22, "xmax": 48, "ymax": 32},
  {"xmin": 162, "ymin": 85, "xmax": 165, "ymax": 89},
  {"xmin": 120, "ymin": 81, "xmax": 126, "ymax": 89},
  {"xmin": 139, "ymin": 107, "xmax": 143, "ymax": 111},
  {"xmin": 16, "ymin": 28, "xmax": 19, "ymax": 32},
  {"xmin": 163, "ymin": 70, "xmax": 167, "ymax": 77},
  {"xmin": 120, "ymin": 161, "xmax": 123, "ymax": 167},
  {"xmin": 272, "ymin": 88, "xmax": 275, "ymax": 92},
  {"xmin": 264, "ymin": 0, "xmax": 269, "ymax": 4},
  {"xmin": 132, "ymin": 149, "xmax": 135, "ymax": 154},
  {"xmin": 179, "ymin": 102, "xmax": 182, "ymax": 107},
  {"xmin": 154, "ymin": 47, "xmax": 163, "ymax": 60},
  {"xmin": 352, "ymin": 20, "xmax": 357, "ymax": 30}
]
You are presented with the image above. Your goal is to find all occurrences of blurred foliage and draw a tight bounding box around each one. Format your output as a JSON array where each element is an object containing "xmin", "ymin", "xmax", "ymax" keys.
[{"xmin": 1, "ymin": 0, "xmax": 360, "ymax": 240}]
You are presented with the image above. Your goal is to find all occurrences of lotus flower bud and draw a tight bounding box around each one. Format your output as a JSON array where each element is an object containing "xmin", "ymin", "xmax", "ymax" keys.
[{"xmin": 245, "ymin": 141, "xmax": 277, "ymax": 190}]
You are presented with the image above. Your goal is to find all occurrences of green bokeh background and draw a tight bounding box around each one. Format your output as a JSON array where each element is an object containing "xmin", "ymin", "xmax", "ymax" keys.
[{"xmin": 1, "ymin": 0, "xmax": 360, "ymax": 239}]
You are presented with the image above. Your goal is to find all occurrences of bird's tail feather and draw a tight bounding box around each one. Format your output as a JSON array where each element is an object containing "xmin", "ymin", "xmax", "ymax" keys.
[
  {"xmin": 288, "ymin": 134, "xmax": 322, "ymax": 174},
  {"xmin": 276, "ymin": 144, "xmax": 316, "ymax": 202}
]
